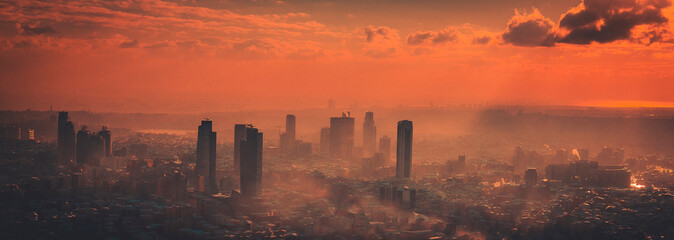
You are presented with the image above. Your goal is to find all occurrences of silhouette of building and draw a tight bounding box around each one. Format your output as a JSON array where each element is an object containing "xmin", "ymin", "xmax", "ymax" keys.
[
  {"xmin": 57, "ymin": 112, "xmax": 76, "ymax": 165},
  {"xmin": 329, "ymin": 112, "xmax": 355, "ymax": 158},
  {"xmin": 396, "ymin": 120, "xmax": 413, "ymax": 179},
  {"xmin": 234, "ymin": 124, "xmax": 247, "ymax": 173},
  {"xmin": 320, "ymin": 127, "xmax": 330, "ymax": 154},
  {"xmin": 362, "ymin": 111, "xmax": 376, "ymax": 157},
  {"xmin": 286, "ymin": 114, "xmax": 296, "ymax": 142},
  {"xmin": 379, "ymin": 135, "xmax": 391, "ymax": 163},
  {"xmin": 98, "ymin": 126, "xmax": 112, "ymax": 158},
  {"xmin": 240, "ymin": 125, "xmax": 263, "ymax": 199},
  {"xmin": 280, "ymin": 114, "xmax": 296, "ymax": 154},
  {"xmin": 196, "ymin": 119, "xmax": 217, "ymax": 193},
  {"xmin": 525, "ymin": 168, "xmax": 538, "ymax": 187},
  {"xmin": 76, "ymin": 126, "xmax": 104, "ymax": 166}
]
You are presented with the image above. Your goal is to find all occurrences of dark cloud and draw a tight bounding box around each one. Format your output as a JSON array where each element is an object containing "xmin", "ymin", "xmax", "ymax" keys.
[
  {"xmin": 501, "ymin": 9, "xmax": 556, "ymax": 47},
  {"xmin": 406, "ymin": 29, "xmax": 458, "ymax": 46},
  {"xmin": 21, "ymin": 25, "xmax": 56, "ymax": 35},
  {"xmin": 557, "ymin": 0, "xmax": 671, "ymax": 44},
  {"xmin": 364, "ymin": 25, "xmax": 393, "ymax": 42},
  {"xmin": 119, "ymin": 40, "xmax": 139, "ymax": 48},
  {"xmin": 501, "ymin": 0, "xmax": 673, "ymax": 47}
]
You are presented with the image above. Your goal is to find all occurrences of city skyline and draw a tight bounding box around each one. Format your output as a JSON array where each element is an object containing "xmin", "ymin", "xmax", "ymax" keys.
[{"xmin": 2, "ymin": 1, "xmax": 674, "ymax": 239}]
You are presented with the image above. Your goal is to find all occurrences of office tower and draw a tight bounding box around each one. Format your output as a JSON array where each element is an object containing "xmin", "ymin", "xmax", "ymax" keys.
[
  {"xmin": 98, "ymin": 126, "xmax": 112, "ymax": 158},
  {"xmin": 396, "ymin": 120, "xmax": 413, "ymax": 179},
  {"xmin": 320, "ymin": 127, "xmax": 330, "ymax": 154},
  {"xmin": 285, "ymin": 114, "xmax": 296, "ymax": 142},
  {"xmin": 281, "ymin": 114, "xmax": 296, "ymax": 154},
  {"xmin": 379, "ymin": 135, "xmax": 391, "ymax": 163},
  {"xmin": 234, "ymin": 124, "xmax": 247, "ymax": 172},
  {"xmin": 329, "ymin": 112, "xmax": 355, "ymax": 158},
  {"xmin": 62, "ymin": 122, "xmax": 76, "ymax": 164},
  {"xmin": 76, "ymin": 126, "xmax": 104, "ymax": 166},
  {"xmin": 240, "ymin": 125, "xmax": 263, "ymax": 199},
  {"xmin": 362, "ymin": 111, "xmax": 376, "ymax": 157},
  {"xmin": 196, "ymin": 119, "xmax": 217, "ymax": 193},
  {"xmin": 525, "ymin": 168, "xmax": 537, "ymax": 187},
  {"xmin": 58, "ymin": 112, "xmax": 76, "ymax": 165}
]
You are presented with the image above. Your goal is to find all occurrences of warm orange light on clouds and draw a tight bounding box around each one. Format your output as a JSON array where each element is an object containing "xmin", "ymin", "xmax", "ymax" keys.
[{"xmin": 1, "ymin": 0, "xmax": 674, "ymax": 112}]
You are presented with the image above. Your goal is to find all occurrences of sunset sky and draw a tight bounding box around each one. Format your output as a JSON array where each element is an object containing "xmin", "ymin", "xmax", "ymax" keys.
[{"xmin": 1, "ymin": 0, "xmax": 674, "ymax": 112}]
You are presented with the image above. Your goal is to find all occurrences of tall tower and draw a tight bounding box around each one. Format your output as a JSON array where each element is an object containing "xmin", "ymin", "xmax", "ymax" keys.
[
  {"xmin": 362, "ymin": 112, "xmax": 376, "ymax": 157},
  {"xmin": 62, "ymin": 121, "xmax": 76, "ymax": 164},
  {"xmin": 379, "ymin": 135, "xmax": 391, "ymax": 163},
  {"xmin": 240, "ymin": 125, "xmax": 263, "ymax": 199},
  {"xmin": 57, "ymin": 112, "xmax": 72, "ymax": 164},
  {"xmin": 329, "ymin": 112, "xmax": 355, "ymax": 158},
  {"xmin": 234, "ymin": 124, "xmax": 247, "ymax": 173},
  {"xmin": 196, "ymin": 119, "xmax": 217, "ymax": 193},
  {"xmin": 98, "ymin": 126, "xmax": 112, "ymax": 158},
  {"xmin": 280, "ymin": 114, "xmax": 296, "ymax": 154},
  {"xmin": 285, "ymin": 114, "xmax": 296, "ymax": 142},
  {"xmin": 396, "ymin": 120, "xmax": 413, "ymax": 179}
]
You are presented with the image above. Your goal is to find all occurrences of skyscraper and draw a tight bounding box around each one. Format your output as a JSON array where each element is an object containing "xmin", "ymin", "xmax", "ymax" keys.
[
  {"xmin": 58, "ymin": 112, "xmax": 76, "ymax": 165},
  {"xmin": 362, "ymin": 111, "xmax": 376, "ymax": 157},
  {"xmin": 396, "ymin": 120, "xmax": 413, "ymax": 179},
  {"xmin": 240, "ymin": 125, "xmax": 263, "ymax": 199},
  {"xmin": 285, "ymin": 114, "xmax": 296, "ymax": 142},
  {"xmin": 196, "ymin": 119, "xmax": 217, "ymax": 193},
  {"xmin": 98, "ymin": 126, "xmax": 112, "ymax": 158},
  {"xmin": 329, "ymin": 112, "xmax": 355, "ymax": 158},
  {"xmin": 280, "ymin": 114, "xmax": 296, "ymax": 154},
  {"xmin": 234, "ymin": 124, "xmax": 247, "ymax": 173},
  {"xmin": 379, "ymin": 135, "xmax": 391, "ymax": 163}
]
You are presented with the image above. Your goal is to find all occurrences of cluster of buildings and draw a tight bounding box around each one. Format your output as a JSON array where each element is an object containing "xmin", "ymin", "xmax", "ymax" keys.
[{"xmin": 57, "ymin": 112, "xmax": 112, "ymax": 167}]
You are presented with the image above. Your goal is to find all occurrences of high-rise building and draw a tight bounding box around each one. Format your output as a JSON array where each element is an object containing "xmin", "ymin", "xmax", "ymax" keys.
[
  {"xmin": 280, "ymin": 114, "xmax": 297, "ymax": 154},
  {"xmin": 285, "ymin": 114, "xmax": 296, "ymax": 142},
  {"xmin": 240, "ymin": 125, "xmax": 263, "ymax": 199},
  {"xmin": 362, "ymin": 111, "xmax": 376, "ymax": 157},
  {"xmin": 58, "ymin": 112, "xmax": 76, "ymax": 165},
  {"xmin": 525, "ymin": 168, "xmax": 538, "ymax": 187},
  {"xmin": 320, "ymin": 127, "xmax": 330, "ymax": 154},
  {"xmin": 196, "ymin": 119, "xmax": 217, "ymax": 193},
  {"xmin": 234, "ymin": 124, "xmax": 247, "ymax": 172},
  {"xmin": 379, "ymin": 135, "xmax": 391, "ymax": 163},
  {"xmin": 98, "ymin": 126, "xmax": 112, "ymax": 158},
  {"xmin": 396, "ymin": 120, "xmax": 413, "ymax": 179},
  {"xmin": 329, "ymin": 112, "xmax": 355, "ymax": 158},
  {"xmin": 76, "ymin": 126, "xmax": 104, "ymax": 166}
]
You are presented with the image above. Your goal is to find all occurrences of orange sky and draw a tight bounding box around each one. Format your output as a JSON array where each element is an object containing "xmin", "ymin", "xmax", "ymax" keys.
[{"xmin": 1, "ymin": 0, "xmax": 674, "ymax": 112}]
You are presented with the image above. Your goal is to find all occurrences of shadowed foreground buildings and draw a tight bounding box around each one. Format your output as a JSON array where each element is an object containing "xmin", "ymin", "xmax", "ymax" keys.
[
  {"xmin": 240, "ymin": 125, "xmax": 263, "ymax": 199},
  {"xmin": 76, "ymin": 126, "xmax": 104, "ymax": 166},
  {"xmin": 196, "ymin": 119, "xmax": 217, "ymax": 193},
  {"xmin": 396, "ymin": 120, "xmax": 413, "ymax": 179}
]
